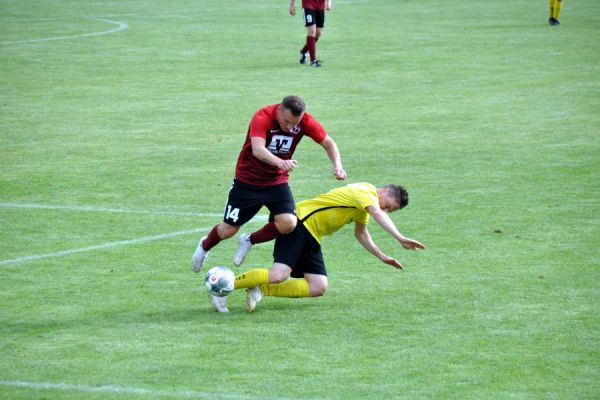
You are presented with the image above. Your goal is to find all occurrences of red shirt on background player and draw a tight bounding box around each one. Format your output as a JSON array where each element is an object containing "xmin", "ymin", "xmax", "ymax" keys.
[
  {"xmin": 192, "ymin": 95, "xmax": 346, "ymax": 275},
  {"xmin": 289, "ymin": 0, "xmax": 332, "ymax": 67}
]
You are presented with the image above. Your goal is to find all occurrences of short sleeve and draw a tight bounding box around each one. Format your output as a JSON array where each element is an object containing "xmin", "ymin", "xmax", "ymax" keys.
[
  {"xmin": 303, "ymin": 114, "xmax": 327, "ymax": 143},
  {"xmin": 248, "ymin": 110, "xmax": 272, "ymax": 139}
]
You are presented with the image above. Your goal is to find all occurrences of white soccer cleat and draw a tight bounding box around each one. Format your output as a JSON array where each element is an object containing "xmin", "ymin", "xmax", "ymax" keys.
[
  {"xmin": 246, "ymin": 286, "xmax": 263, "ymax": 313},
  {"xmin": 210, "ymin": 294, "xmax": 229, "ymax": 313},
  {"xmin": 233, "ymin": 233, "xmax": 253, "ymax": 266},
  {"xmin": 192, "ymin": 237, "xmax": 208, "ymax": 273}
]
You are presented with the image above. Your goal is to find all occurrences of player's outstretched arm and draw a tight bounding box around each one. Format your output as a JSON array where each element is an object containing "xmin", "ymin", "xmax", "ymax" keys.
[
  {"xmin": 289, "ymin": 0, "xmax": 296, "ymax": 15},
  {"xmin": 319, "ymin": 135, "xmax": 346, "ymax": 180},
  {"xmin": 367, "ymin": 205, "xmax": 426, "ymax": 251},
  {"xmin": 354, "ymin": 222, "xmax": 404, "ymax": 270}
]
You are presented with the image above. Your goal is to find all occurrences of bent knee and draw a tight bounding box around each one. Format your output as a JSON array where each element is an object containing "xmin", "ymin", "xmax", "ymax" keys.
[
  {"xmin": 269, "ymin": 266, "xmax": 291, "ymax": 283},
  {"xmin": 309, "ymin": 282, "xmax": 328, "ymax": 297},
  {"xmin": 274, "ymin": 215, "xmax": 297, "ymax": 234}
]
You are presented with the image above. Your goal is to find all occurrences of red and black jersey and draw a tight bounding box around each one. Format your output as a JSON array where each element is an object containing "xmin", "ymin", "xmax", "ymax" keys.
[
  {"xmin": 302, "ymin": 0, "xmax": 326, "ymax": 11},
  {"xmin": 234, "ymin": 104, "xmax": 327, "ymax": 186}
]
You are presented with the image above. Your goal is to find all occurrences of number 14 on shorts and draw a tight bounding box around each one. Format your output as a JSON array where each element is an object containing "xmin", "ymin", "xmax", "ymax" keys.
[{"xmin": 225, "ymin": 205, "xmax": 240, "ymax": 223}]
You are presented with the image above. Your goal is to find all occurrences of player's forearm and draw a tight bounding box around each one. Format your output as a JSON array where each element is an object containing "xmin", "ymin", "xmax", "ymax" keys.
[
  {"xmin": 355, "ymin": 230, "xmax": 386, "ymax": 261},
  {"xmin": 371, "ymin": 209, "xmax": 406, "ymax": 242},
  {"xmin": 323, "ymin": 138, "xmax": 343, "ymax": 169},
  {"xmin": 252, "ymin": 146, "xmax": 283, "ymax": 167}
]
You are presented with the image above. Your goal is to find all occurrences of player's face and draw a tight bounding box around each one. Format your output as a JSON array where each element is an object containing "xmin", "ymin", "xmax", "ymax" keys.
[
  {"xmin": 380, "ymin": 191, "xmax": 401, "ymax": 213},
  {"xmin": 277, "ymin": 108, "xmax": 303, "ymax": 133}
]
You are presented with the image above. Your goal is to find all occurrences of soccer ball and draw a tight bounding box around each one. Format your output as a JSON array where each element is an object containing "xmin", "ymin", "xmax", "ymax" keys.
[{"xmin": 204, "ymin": 266, "xmax": 235, "ymax": 297}]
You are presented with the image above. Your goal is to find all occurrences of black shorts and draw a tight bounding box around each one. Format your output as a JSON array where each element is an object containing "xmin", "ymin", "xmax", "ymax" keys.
[
  {"xmin": 273, "ymin": 222, "xmax": 326, "ymax": 278},
  {"xmin": 223, "ymin": 180, "xmax": 295, "ymax": 226},
  {"xmin": 303, "ymin": 9, "xmax": 325, "ymax": 28}
]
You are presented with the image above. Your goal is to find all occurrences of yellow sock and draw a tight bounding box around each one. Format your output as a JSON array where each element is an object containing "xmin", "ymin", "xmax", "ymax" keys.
[
  {"xmin": 260, "ymin": 279, "xmax": 310, "ymax": 298},
  {"xmin": 555, "ymin": 0, "xmax": 563, "ymax": 19},
  {"xmin": 549, "ymin": 0, "xmax": 556, "ymax": 18},
  {"xmin": 234, "ymin": 269, "xmax": 269, "ymax": 289}
]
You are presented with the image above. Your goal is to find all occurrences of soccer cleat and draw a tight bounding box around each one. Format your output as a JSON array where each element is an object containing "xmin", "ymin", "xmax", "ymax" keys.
[
  {"xmin": 233, "ymin": 233, "xmax": 253, "ymax": 266},
  {"xmin": 310, "ymin": 60, "xmax": 322, "ymax": 67},
  {"xmin": 246, "ymin": 286, "xmax": 263, "ymax": 313},
  {"xmin": 299, "ymin": 51, "xmax": 309, "ymax": 64},
  {"xmin": 210, "ymin": 294, "xmax": 229, "ymax": 313},
  {"xmin": 191, "ymin": 237, "xmax": 208, "ymax": 273},
  {"xmin": 548, "ymin": 17, "xmax": 560, "ymax": 25}
]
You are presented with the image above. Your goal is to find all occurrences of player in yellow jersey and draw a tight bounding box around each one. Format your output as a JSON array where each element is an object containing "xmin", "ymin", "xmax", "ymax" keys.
[
  {"xmin": 210, "ymin": 182, "xmax": 425, "ymax": 312},
  {"xmin": 548, "ymin": 0, "xmax": 564, "ymax": 25}
]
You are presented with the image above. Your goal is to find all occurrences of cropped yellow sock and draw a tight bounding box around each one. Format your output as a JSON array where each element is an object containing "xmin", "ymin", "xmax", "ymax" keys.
[
  {"xmin": 549, "ymin": 0, "xmax": 556, "ymax": 18},
  {"xmin": 234, "ymin": 269, "xmax": 269, "ymax": 289},
  {"xmin": 260, "ymin": 279, "xmax": 310, "ymax": 298},
  {"xmin": 554, "ymin": 0, "xmax": 563, "ymax": 19}
]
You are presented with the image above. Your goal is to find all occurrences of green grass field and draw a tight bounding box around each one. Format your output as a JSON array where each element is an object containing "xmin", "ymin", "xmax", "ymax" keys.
[{"xmin": 1, "ymin": 0, "xmax": 599, "ymax": 398}]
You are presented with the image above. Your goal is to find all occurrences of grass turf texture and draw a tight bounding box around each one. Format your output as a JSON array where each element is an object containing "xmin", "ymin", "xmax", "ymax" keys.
[{"xmin": 1, "ymin": 0, "xmax": 599, "ymax": 398}]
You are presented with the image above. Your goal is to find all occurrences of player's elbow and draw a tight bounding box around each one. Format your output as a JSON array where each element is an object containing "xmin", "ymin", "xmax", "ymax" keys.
[{"xmin": 251, "ymin": 147, "xmax": 264, "ymax": 160}]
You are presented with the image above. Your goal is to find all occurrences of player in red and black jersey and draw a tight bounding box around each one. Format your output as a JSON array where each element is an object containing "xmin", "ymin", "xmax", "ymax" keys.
[
  {"xmin": 192, "ymin": 95, "xmax": 346, "ymax": 273},
  {"xmin": 289, "ymin": 0, "xmax": 331, "ymax": 67}
]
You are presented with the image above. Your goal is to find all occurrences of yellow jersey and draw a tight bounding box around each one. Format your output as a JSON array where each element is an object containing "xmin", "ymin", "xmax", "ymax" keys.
[{"xmin": 297, "ymin": 182, "xmax": 379, "ymax": 243}]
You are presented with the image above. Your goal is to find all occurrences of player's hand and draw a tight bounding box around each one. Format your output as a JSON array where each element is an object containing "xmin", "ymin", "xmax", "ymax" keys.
[
  {"xmin": 289, "ymin": 5, "xmax": 296, "ymax": 15},
  {"xmin": 400, "ymin": 237, "xmax": 426, "ymax": 251},
  {"xmin": 381, "ymin": 255, "xmax": 404, "ymax": 270},
  {"xmin": 278, "ymin": 159, "xmax": 298, "ymax": 172},
  {"xmin": 326, "ymin": 0, "xmax": 332, "ymax": 10},
  {"xmin": 333, "ymin": 165, "xmax": 347, "ymax": 180}
]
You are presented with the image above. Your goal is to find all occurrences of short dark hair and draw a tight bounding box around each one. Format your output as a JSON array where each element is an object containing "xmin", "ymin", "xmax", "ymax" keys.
[
  {"xmin": 280, "ymin": 95, "xmax": 306, "ymax": 117},
  {"xmin": 385, "ymin": 184, "xmax": 409, "ymax": 209}
]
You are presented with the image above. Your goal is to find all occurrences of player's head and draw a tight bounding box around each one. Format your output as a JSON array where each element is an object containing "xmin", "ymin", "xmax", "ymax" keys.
[
  {"xmin": 277, "ymin": 95, "xmax": 305, "ymax": 132},
  {"xmin": 379, "ymin": 184, "xmax": 409, "ymax": 213},
  {"xmin": 280, "ymin": 95, "xmax": 306, "ymax": 117}
]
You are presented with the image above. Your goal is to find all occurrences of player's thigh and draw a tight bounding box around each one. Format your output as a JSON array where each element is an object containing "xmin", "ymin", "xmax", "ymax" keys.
[
  {"xmin": 303, "ymin": 8, "xmax": 318, "ymax": 28},
  {"xmin": 264, "ymin": 183, "xmax": 296, "ymax": 219},
  {"xmin": 273, "ymin": 224, "xmax": 308, "ymax": 270},
  {"xmin": 289, "ymin": 231, "xmax": 327, "ymax": 280},
  {"xmin": 315, "ymin": 10, "xmax": 325, "ymax": 29},
  {"xmin": 223, "ymin": 182, "xmax": 264, "ymax": 226}
]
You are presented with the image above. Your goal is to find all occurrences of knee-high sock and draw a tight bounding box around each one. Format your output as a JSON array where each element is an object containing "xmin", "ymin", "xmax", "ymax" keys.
[
  {"xmin": 249, "ymin": 221, "xmax": 280, "ymax": 244},
  {"xmin": 301, "ymin": 36, "xmax": 319, "ymax": 54},
  {"xmin": 260, "ymin": 279, "xmax": 310, "ymax": 298},
  {"xmin": 554, "ymin": 0, "xmax": 563, "ymax": 19},
  {"xmin": 549, "ymin": 0, "xmax": 556, "ymax": 18},
  {"xmin": 307, "ymin": 36, "xmax": 316, "ymax": 62},
  {"xmin": 235, "ymin": 269, "xmax": 269, "ymax": 289},
  {"xmin": 202, "ymin": 225, "xmax": 221, "ymax": 251}
]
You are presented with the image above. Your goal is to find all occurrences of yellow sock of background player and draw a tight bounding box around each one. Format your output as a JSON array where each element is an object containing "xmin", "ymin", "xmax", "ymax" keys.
[
  {"xmin": 554, "ymin": 0, "xmax": 563, "ymax": 19},
  {"xmin": 259, "ymin": 279, "xmax": 310, "ymax": 298},
  {"xmin": 549, "ymin": 0, "xmax": 556, "ymax": 19}
]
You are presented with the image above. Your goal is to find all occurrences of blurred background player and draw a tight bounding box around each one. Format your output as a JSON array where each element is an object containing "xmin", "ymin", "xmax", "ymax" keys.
[
  {"xmin": 289, "ymin": 0, "xmax": 331, "ymax": 67},
  {"xmin": 192, "ymin": 95, "xmax": 346, "ymax": 273},
  {"xmin": 210, "ymin": 182, "xmax": 426, "ymax": 312},
  {"xmin": 549, "ymin": 0, "xmax": 563, "ymax": 25}
]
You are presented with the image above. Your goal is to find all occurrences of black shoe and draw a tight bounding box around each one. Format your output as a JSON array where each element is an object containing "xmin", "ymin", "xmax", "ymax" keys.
[
  {"xmin": 310, "ymin": 60, "xmax": 322, "ymax": 67},
  {"xmin": 548, "ymin": 17, "xmax": 560, "ymax": 26},
  {"xmin": 300, "ymin": 51, "xmax": 309, "ymax": 64}
]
